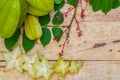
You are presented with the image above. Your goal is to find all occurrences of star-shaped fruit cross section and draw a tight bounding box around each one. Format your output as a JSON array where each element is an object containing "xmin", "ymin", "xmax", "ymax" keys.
[
  {"xmin": 52, "ymin": 57, "xmax": 69, "ymax": 78},
  {"xmin": 68, "ymin": 61, "xmax": 83, "ymax": 74},
  {"xmin": 22, "ymin": 53, "xmax": 39, "ymax": 78},
  {"xmin": 2, "ymin": 46, "xmax": 24, "ymax": 73},
  {"xmin": 34, "ymin": 56, "xmax": 53, "ymax": 80}
]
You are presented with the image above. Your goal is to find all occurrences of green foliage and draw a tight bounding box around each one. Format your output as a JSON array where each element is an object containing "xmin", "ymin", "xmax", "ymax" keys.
[
  {"xmin": 39, "ymin": 14, "xmax": 50, "ymax": 26},
  {"xmin": 4, "ymin": 28, "xmax": 21, "ymax": 50},
  {"xmin": 112, "ymin": 0, "xmax": 120, "ymax": 9},
  {"xmin": 67, "ymin": 0, "xmax": 77, "ymax": 6},
  {"xmin": 54, "ymin": 0, "xmax": 65, "ymax": 11},
  {"xmin": 89, "ymin": 0, "xmax": 94, "ymax": 5},
  {"xmin": 55, "ymin": 0, "xmax": 63, "ymax": 4},
  {"xmin": 52, "ymin": 11, "xmax": 64, "ymax": 25},
  {"xmin": 101, "ymin": 0, "xmax": 112, "ymax": 14},
  {"xmin": 89, "ymin": 0, "xmax": 120, "ymax": 14},
  {"xmin": 40, "ymin": 28, "xmax": 51, "ymax": 47},
  {"xmin": 92, "ymin": 0, "xmax": 101, "ymax": 12},
  {"xmin": 52, "ymin": 27, "xmax": 63, "ymax": 42},
  {"xmin": 22, "ymin": 31, "xmax": 35, "ymax": 52}
]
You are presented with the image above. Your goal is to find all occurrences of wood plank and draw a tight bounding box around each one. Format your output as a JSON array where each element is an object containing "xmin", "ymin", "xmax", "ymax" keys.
[{"xmin": 0, "ymin": 61, "xmax": 120, "ymax": 80}]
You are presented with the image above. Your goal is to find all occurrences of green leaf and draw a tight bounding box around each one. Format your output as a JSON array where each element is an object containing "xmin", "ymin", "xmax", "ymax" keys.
[
  {"xmin": 101, "ymin": 0, "xmax": 112, "ymax": 14},
  {"xmin": 112, "ymin": 0, "xmax": 120, "ymax": 9},
  {"xmin": 89, "ymin": 0, "xmax": 120, "ymax": 14},
  {"xmin": 67, "ymin": 0, "xmax": 77, "ymax": 6},
  {"xmin": 89, "ymin": 0, "xmax": 94, "ymax": 5},
  {"xmin": 54, "ymin": 0, "xmax": 65, "ymax": 11},
  {"xmin": 40, "ymin": 28, "xmax": 51, "ymax": 47},
  {"xmin": 92, "ymin": 0, "xmax": 101, "ymax": 12},
  {"xmin": 39, "ymin": 14, "xmax": 50, "ymax": 26},
  {"xmin": 52, "ymin": 11, "xmax": 64, "ymax": 25},
  {"xmin": 55, "ymin": 0, "xmax": 63, "ymax": 4},
  {"xmin": 52, "ymin": 27, "xmax": 63, "ymax": 42},
  {"xmin": 22, "ymin": 31, "xmax": 35, "ymax": 52},
  {"xmin": 4, "ymin": 28, "xmax": 21, "ymax": 50}
]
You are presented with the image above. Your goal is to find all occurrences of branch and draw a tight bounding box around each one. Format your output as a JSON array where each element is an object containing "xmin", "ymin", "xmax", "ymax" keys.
[{"xmin": 58, "ymin": 5, "xmax": 78, "ymax": 56}]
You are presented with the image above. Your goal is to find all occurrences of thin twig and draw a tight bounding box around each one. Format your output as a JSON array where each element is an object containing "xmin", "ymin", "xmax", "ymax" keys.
[{"xmin": 58, "ymin": 5, "xmax": 78, "ymax": 56}]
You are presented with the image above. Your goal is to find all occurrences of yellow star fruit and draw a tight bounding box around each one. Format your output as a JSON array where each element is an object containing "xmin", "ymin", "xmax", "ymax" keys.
[
  {"xmin": 68, "ymin": 61, "xmax": 83, "ymax": 74},
  {"xmin": 52, "ymin": 57, "xmax": 69, "ymax": 78}
]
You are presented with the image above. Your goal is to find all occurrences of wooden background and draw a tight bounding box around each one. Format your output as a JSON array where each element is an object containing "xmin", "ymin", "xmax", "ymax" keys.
[{"xmin": 0, "ymin": 2, "xmax": 120, "ymax": 80}]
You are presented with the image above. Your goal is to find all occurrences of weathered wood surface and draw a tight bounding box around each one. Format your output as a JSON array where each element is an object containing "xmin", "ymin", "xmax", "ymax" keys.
[
  {"xmin": 0, "ymin": 3, "xmax": 120, "ymax": 80},
  {"xmin": 0, "ymin": 61, "xmax": 120, "ymax": 80}
]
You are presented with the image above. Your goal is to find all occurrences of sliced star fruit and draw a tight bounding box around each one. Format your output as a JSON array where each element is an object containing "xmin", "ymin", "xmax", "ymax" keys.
[
  {"xmin": 68, "ymin": 61, "xmax": 83, "ymax": 74},
  {"xmin": 34, "ymin": 56, "xmax": 53, "ymax": 80},
  {"xmin": 22, "ymin": 53, "xmax": 40, "ymax": 78},
  {"xmin": 2, "ymin": 46, "xmax": 24, "ymax": 73},
  {"xmin": 52, "ymin": 57, "xmax": 69, "ymax": 77}
]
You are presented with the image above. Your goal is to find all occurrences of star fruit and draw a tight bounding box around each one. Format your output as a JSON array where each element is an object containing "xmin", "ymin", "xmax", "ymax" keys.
[
  {"xmin": 34, "ymin": 56, "xmax": 53, "ymax": 80},
  {"xmin": 0, "ymin": 0, "xmax": 20, "ymax": 38},
  {"xmin": 68, "ymin": 61, "xmax": 83, "ymax": 74},
  {"xmin": 17, "ymin": 0, "xmax": 27, "ymax": 27},
  {"xmin": 52, "ymin": 57, "xmax": 69, "ymax": 77},
  {"xmin": 27, "ymin": 0, "xmax": 54, "ymax": 16},
  {"xmin": 27, "ymin": 4, "xmax": 48, "ymax": 16},
  {"xmin": 24, "ymin": 15, "xmax": 42, "ymax": 40},
  {"xmin": 22, "ymin": 53, "xmax": 39, "ymax": 78},
  {"xmin": 27, "ymin": 0, "xmax": 54, "ymax": 12},
  {"xmin": 2, "ymin": 46, "xmax": 24, "ymax": 73}
]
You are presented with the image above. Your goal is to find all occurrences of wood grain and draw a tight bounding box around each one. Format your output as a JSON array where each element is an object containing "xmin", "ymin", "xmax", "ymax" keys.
[{"xmin": 0, "ymin": 61, "xmax": 120, "ymax": 80}]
